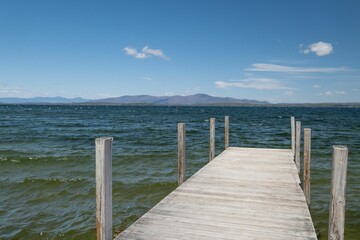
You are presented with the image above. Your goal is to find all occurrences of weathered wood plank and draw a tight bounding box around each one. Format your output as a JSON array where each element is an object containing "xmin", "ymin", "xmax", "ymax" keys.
[
  {"xmin": 209, "ymin": 118, "xmax": 215, "ymax": 161},
  {"xmin": 115, "ymin": 147, "xmax": 317, "ymax": 239},
  {"xmin": 225, "ymin": 116, "xmax": 229, "ymax": 149},
  {"xmin": 328, "ymin": 145, "xmax": 348, "ymax": 240},
  {"xmin": 295, "ymin": 121, "xmax": 301, "ymax": 175},
  {"xmin": 177, "ymin": 123, "xmax": 185, "ymax": 185},
  {"xmin": 96, "ymin": 137, "xmax": 113, "ymax": 240},
  {"xmin": 291, "ymin": 116, "xmax": 295, "ymax": 156},
  {"xmin": 303, "ymin": 128, "xmax": 311, "ymax": 208}
]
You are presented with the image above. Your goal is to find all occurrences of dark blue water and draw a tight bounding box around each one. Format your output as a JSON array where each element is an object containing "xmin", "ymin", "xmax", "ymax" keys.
[{"xmin": 0, "ymin": 105, "xmax": 359, "ymax": 239}]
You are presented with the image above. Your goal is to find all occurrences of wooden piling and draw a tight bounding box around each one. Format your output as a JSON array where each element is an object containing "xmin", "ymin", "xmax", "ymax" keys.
[
  {"xmin": 209, "ymin": 118, "xmax": 215, "ymax": 161},
  {"xmin": 95, "ymin": 137, "xmax": 113, "ymax": 240},
  {"xmin": 328, "ymin": 145, "xmax": 348, "ymax": 240},
  {"xmin": 177, "ymin": 123, "xmax": 185, "ymax": 185},
  {"xmin": 291, "ymin": 116, "xmax": 295, "ymax": 157},
  {"xmin": 295, "ymin": 121, "xmax": 301, "ymax": 175},
  {"xmin": 225, "ymin": 116, "xmax": 229, "ymax": 149},
  {"xmin": 303, "ymin": 128, "xmax": 311, "ymax": 208}
]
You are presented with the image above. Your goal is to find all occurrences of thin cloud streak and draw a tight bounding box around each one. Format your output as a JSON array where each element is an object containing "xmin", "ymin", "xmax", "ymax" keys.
[
  {"xmin": 317, "ymin": 91, "xmax": 347, "ymax": 96},
  {"xmin": 215, "ymin": 78, "xmax": 293, "ymax": 90},
  {"xmin": 140, "ymin": 76, "xmax": 153, "ymax": 81},
  {"xmin": 247, "ymin": 63, "xmax": 349, "ymax": 73}
]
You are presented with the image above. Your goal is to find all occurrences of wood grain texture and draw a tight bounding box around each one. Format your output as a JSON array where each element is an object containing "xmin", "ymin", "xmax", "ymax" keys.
[
  {"xmin": 115, "ymin": 147, "xmax": 317, "ymax": 240},
  {"xmin": 328, "ymin": 146, "xmax": 348, "ymax": 240},
  {"xmin": 225, "ymin": 116, "xmax": 229, "ymax": 149},
  {"xmin": 291, "ymin": 116, "xmax": 295, "ymax": 157},
  {"xmin": 178, "ymin": 123, "xmax": 186, "ymax": 185},
  {"xmin": 303, "ymin": 128, "xmax": 311, "ymax": 208},
  {"xmin": 96, "ymin": 137, "xmax": 113, "ymax": 240},
  {"xmin": 209, "ymin": 118, "xmax": 215, "ymax": 161},
  {"xmin": 295, "ymin": 121, "xmax": 301, "ymax": 176}
]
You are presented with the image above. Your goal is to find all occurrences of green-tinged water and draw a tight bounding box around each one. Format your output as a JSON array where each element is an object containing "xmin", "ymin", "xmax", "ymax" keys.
[{"xmin": 0, "ymin": 105, "xmax": 359, "ymax": 239}]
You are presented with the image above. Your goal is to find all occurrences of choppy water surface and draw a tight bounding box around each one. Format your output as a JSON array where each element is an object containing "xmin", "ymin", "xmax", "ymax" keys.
[{"xmin": 0, "ymin": 105, "xmax": 359, "ymax": 239}]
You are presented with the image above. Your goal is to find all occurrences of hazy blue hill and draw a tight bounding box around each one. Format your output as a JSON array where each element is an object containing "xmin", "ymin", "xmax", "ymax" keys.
[
  {"xmin": 0, "ymin": 97, "xmax": 89, "ymax": 104},
  {"xmin": 91, "ymin": 93, "xmax": 269, "ymax": 105}
]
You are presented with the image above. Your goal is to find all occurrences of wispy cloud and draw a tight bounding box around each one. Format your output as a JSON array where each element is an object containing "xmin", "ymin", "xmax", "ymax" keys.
[
  {"xmin": 283, "ymin": 91, "xmax": 294, "ymax": 96},
  {"xmin": 0, "ymin": 86, "xmax": 21, "ymax": 95},
  {"xmin": 215, "ymin": 78, "xmax": 293, "ymax": 90},
  {"xmin": 313, "ymin": 85, "xmax": 321, "ymax": 88},
  {"xmin": 302, "ymin": 41, "xmax": 333, "ymax": 56},
  {"xmin": 317, "ymin": 91, "xmax": 347, "ymax": 96},
  {"xmin": 247, "ymin": 63, "xmax": 348, "ymax": 73},
  {"xmin": 124, "ymin": 46, "xmax": 169, "ymax": 60},
  {"xmin": 140, "ymin": 76, "xmax": 153, "ymax": 81}
]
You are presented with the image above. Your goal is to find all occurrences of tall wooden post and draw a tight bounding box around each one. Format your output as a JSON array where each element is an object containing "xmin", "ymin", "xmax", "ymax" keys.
[
  {"xmin": 225, "ymin": 116, "xmax": 229, "ymax": 149},
  {"xmin": 96, "ymin": 137, "xmax": 113, "ymax": 240},
  {"xmin": 303, "ymin": 128, "xmax": 311, "ymax": 208},
  {"xmin": 291, "ymin": 116, "xmax": 295, "ymax": 157},
  {"xmin": 209, "ymin": 118, "xmax": 215, "ymax": 161},
  {"xmin": 328, "ymin": 146, "xmax": 348, "ymax": 240},
  {"xmin": 295, "ymin": 121, "xmax": 301, "ymax": 175},
  {"xmin": 177, "ymin": 123, "xmax": 185, "ymax": 185}
]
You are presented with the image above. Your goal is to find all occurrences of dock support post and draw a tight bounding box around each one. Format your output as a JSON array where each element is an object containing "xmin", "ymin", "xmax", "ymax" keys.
[
  {"xmin": 291, "ymin": 116, "xmax": 295, "ymax": 157},
  {"xmin": 96, "ymin": 137, "xmax": 113, "ymax": 240},
  {"xmin": 295, "ymin": 121, "xmax": 301, "ymax": 175},
  {"xmin": 225, "ymin": 116, "xmax": 229, "ymax": 149},
  {"xmin": 177, "ymin": 123, "xmax": 185, "ymax": 185},
  {"xmin": 328, "ymin": 146, "xmax": 348, "ymax": 240},
  {"xmin": 209, "ymin": 118, "xmax": 215, "ymax": 161},
  {"xmin": 303, "ymin": 128, "xmax": 311, "ymax": 208}
]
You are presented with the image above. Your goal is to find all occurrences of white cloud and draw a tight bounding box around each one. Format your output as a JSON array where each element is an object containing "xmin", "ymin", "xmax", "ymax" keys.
[
  {"xmin": 96, "ymin": 93, "xmax": 117, "ymax": 98},
  {"xmin": 283, "ymin": 91, "xmax": 294, "ymax": 96},
  {"xmin": 313, "ymin": 85, "xmax": 321, "ymax": 88},
  {"xmin": 140, "ymin": 76, "xmax": 153, "ymax": 81},
  {"xmin": 215, "ymin": 78, "xmax": 293, "ymax": 90},
  {"xmin": 318, "ymin": 91, "xmax": 347, "ymax": 96},
  {"xmin": 302, "ymin": 41, "xmax": 333, "ymax": 56},
  {"xmin": 185, "ymin": 87, "xmax": 201, "ymax": 95},
  {"xmin": 124, "ymin": 46, "xmax": 169, "ymax": 60},
  {"xmin": 247, "ymin": 63, "xmax": 348, "ymax": 73},
  {"xmin": 164, "ymin": 92, "xmax": 175, "ymax": 96},
  {"xmin": 124, "ymin": 47, "xmax": 148, "ymax": 59}
]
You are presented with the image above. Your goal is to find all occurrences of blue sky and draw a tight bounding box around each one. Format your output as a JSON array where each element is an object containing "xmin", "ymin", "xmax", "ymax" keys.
[{"xmin": 0, "ymin": 0, "xmax": 359, "ymax": 103}]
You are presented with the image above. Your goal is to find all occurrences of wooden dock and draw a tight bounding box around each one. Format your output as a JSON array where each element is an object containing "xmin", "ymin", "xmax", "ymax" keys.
[{"xmin": 114, "ymin": 147, "xmax": 317, "ymax": 239}]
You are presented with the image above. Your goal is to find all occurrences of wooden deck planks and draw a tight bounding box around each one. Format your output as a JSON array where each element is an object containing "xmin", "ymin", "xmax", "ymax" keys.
[{"xmin": 115, "ymin": 147, "xmax": 317, "ymax": 239}]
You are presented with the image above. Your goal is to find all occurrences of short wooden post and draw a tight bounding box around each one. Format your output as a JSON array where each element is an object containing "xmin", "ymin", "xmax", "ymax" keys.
[
  {"xmin": 328, "ymin": 146, "xmax": 348, "ymax": 240},
  {"xmin": 96, "ymin": 137, "xmax": 113, "ymax": 240},
  {"xmin": 291, "ymin": 116, "xmax": 295, "ymax": 157},
  {"xmin": 295, "ymin": 121, "xmax": 301, "ymax": 175},
  {"xmin": 177, "ymin": 123, "xmax": 185, "ymax": 185},
  {"xmin": 303, "ymin": 128, "xmax": 311, "ymax": 208},
  {"xmin": 209, "ymin": 118, "xmax": 215, "ymax": 161},
  {"xmin": 225, "ymin": 116, "xmax": 229, "ymax": 149}
]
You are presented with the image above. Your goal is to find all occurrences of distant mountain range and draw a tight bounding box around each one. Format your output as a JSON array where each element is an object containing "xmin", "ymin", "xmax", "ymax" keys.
[
  {"xmin": 1, "ymin": 94, "xmax": 359, "ymax": 107},
  {"xmin": 91, "ymin": 94, "xmax": 269, "ymax": 105},
  {"xmin": 0, "ymin": 94, "xmax": 269, "ymax": 105},
  {"xmin": 0, "ymin": 97, "xmax": 89, "ymax": 104}
]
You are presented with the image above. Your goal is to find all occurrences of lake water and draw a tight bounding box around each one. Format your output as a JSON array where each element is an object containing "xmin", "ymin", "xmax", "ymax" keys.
[{"xmin": 0, "ymin": 105, "xmax": 359, "ymax": 239}]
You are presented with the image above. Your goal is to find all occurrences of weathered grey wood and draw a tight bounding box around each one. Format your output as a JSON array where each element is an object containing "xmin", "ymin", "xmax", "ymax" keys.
[
  {"xmin": 328, "ymin": 146, "xmax": 348, "ymax": 240},
  {"xmin": 225, "ymin": 116, "xmax": 229, "ymax": 149},
  {"xmin": 115, "ymin": 147, "xmax": 317, "ymax": 240},
  {"xmin": 291, "ymin": 116, "xmax": 295, "ymax": 157},
  {"xmin": 295, "ymin": 121, "xmax": 301, "ymax": 175},
  {"xmin": 178, "ymin": 123, "xmax": 186, "ymax": 185},
  {"xmin": 209, "ymin": 118, "xmax": 215, "ymax": 161},
  {"xmin": 96, "ymin": 137, "xmax": 113, "ymax": 240},
  {"xmin": 303, "ymin": 128, "xmax": 311, "ymax": 208}
]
